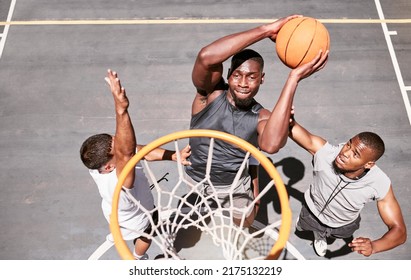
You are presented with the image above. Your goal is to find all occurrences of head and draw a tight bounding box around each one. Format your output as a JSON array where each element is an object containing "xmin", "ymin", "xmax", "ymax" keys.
[
  {"xmin": 333, "ymin": 132, "xmax": 385, "ymax": 178},
  {"xmin": 80, "ymin": 133, "xmax": 115, "ymax": 173},
  {"xmin": 227, "ymin": 49, "xmax": 265, "ymax": 109}
]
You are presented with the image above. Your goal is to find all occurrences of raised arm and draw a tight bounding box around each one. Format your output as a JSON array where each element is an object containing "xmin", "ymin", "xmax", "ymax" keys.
[
  {"xmin": 258, "ymin": 51, "xmax": 328, "ymax": 154},
  {"xmin": 349, "ymin": 186, "xmax": 407, "ymax": 256},
  {"xmin": 105, "ymin": 69, "xmax": 136, "ymax": 189},
  {"xmin": 288, "ymin": 115, "xmax": 327, "ymax": 156},
  {"xmin": 192, "ymin": 15, "xmax": 300, "ymax": 96}
]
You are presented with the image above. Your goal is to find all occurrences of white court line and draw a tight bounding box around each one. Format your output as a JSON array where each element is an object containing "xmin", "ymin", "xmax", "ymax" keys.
[
  {"xmin": 375, "ymin": 0, "xmax": 411, "ymax": 125},
  {"xmin": 0, "ymin": 0, "xmax": 16, "ymax": 59}
]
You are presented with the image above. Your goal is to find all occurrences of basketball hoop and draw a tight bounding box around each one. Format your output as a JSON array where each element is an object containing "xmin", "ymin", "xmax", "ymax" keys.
[{"xmin": 109, "ymin": 129, "xmax": 292, "ymax": 260}]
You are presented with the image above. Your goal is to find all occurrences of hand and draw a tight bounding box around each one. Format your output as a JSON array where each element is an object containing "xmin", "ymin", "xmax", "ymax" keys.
[
  {"xmin": 268, "ymin": 15, "xmax": 302, "ymax": 42},
  {"xmin": 348, "ymin": 237, "xmax": 373, "ymax": 257},
  {"xmin": 289, "ymin": 105, "xmax": 295, "ymax": 126},
  {"xmin": 174, "ymin": 144, "xmax": 192, "ymax": 166},
  {"xmin": 289, "ymin": 49, "xmax": 329, "ymax": 81},
  {"xmin": 105, "ymin": 69, "xmax": 129, "ymax": 114}
]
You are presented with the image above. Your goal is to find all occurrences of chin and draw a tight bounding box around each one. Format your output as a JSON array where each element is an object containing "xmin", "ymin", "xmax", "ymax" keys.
[
  {"xmin": 332, "ymin": 160, "xmax": 344, "ymax": 174},
  {"xmin": 234, "ymin": 98, "xmax": 253, "ymax": 109}
]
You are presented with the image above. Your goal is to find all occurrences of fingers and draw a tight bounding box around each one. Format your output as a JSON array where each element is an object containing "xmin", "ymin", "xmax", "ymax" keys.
[
  {"xmin": 184, "ymin": 145, "xmax": 192, "ymax": 165},
  {"xmin": 309, "ymin": 49, "xmax": 328, "ymax": 68},
  {"xmin": 289, "ymin": 105, "xmax": 295, "ymax": 122},
  {"xmin": 348, "ymin": 237, "xmax": 373, "ymax": 257},
  {"xmin": 104, "ymin": 69, "xmax": 129, "ymax": 113},
  {"xmin": 105, "ymin": 69, "xmax": 125, "ymax": 95},
  {"xmin": 286, "ymin": 14, "xmax": 303, "ymax": 21},
  {"xmin": 178, "ymin": 144, "xmax": 192, "ymax": 166},
  {"xmin": 314, "ymin": 50, "xmax": 329, "ymax": 70},
  {"xmin": 105, "ymin": 69, "xmax": 121, "ymax": 86},
  {"xmin": 291, "ymin": 49, "xmax": 329, "ymax": 80},
  {"xmin": 184, "ymin": 144, "xmax": 191, "ymax": 152}
]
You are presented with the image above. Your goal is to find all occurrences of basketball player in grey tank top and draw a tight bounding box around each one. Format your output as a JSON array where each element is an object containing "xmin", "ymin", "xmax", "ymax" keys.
[{"xmin": 186, "ymin": 15, "xmax": 328, "ymax": 227}]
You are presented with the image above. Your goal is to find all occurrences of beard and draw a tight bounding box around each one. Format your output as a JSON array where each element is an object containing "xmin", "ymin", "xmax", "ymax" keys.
[
  {"xmin": 231, "ymin": 91, "xmax": 254, "ymax": 110},
  {"xmin": 333, "ymin": 158, "xmax": 369, "ymax": 180},
  {"xmin": 332, "ymin": 159, "xmax": 344, "ymax": 175}
]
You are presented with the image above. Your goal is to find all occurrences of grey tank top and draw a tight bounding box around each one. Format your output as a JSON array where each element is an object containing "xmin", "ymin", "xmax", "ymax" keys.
[{"xmin": 185, "ymin": 91, "xmax": 263, "ymax": 185}]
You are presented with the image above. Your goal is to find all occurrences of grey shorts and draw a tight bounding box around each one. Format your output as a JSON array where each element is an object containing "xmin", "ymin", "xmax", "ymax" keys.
[
  {"xmin": 185, "ymin": 174, "xmax": 254, "ymax": 219},
  {"xmin": 297, "ymin": 201, "xmax": 361, "ymax": 239}
]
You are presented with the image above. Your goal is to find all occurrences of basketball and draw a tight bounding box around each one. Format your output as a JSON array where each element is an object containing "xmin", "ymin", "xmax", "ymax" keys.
[{"xmin": 275, "ymin": 17, "xmax": 330, "ymax": 69}]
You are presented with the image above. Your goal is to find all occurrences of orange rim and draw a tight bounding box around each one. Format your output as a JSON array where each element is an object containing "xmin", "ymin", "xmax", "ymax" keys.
[{"xmin": 110, "ymin": 129, "xmax": 291, "ymax": 260}]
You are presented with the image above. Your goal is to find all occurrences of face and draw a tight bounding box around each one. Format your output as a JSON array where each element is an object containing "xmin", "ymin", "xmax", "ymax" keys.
[
  {"xmin": 227, "ymin": 60, "xmax": 264, "ymax": 108},
  {"xmin": 333, "ymin": 136, "xmax": 375, "ymax": 177}
]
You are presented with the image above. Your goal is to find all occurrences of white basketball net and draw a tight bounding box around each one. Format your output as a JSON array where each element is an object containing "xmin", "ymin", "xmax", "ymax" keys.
[{"xmin": 110, "ymin": 131, "xmax": 299, "ymax": 260}]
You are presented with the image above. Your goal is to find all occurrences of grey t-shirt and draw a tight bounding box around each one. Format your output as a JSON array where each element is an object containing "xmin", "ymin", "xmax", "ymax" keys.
[{"xmin": 305, "ymin": 142, "xmax": 391, "ymax": 227}]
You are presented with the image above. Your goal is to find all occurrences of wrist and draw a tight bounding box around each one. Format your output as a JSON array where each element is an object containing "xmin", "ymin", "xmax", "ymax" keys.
[
  {"xmin": 259, "ymin": 24, "xmax": 276, "ymax": 39},
  {"xmin": 161, "ymin": 150, "xmax": 175, "ymax": 161},
  {"xmin": 116, "ymin": 108, "xmax": 128, "ymax": 116}
]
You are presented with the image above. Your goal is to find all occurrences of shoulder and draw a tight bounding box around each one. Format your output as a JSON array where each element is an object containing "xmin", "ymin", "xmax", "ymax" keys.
[
  {"xmin": 312, "ymin": 142, "xmax": 339, "ymax": 168},
  {"xmin": 192, "ymin": 89, "xmax": 225, "ymax": 115},
  {"xmin": 89, "ymin": 168, "xmax": 116, "ymax": 182},
  {"xmin": 315, "ymin": 142, "xmax": 339, "ymax": 156},
  {"xmin": 367, "ymin": 165, "xmax": 391, "ymax": 199},
  {"xmin": 257, "ymin": 108, "xmax": 271, "ymax": 121}
]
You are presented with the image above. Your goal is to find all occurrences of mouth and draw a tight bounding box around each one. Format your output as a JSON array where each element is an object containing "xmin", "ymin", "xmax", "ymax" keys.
[
  {"xmin": 335, "ymin": 155, "xmax": 345, "ymax": 166},
  {"xmin": 234, "ymin": 89, "xmax": 251, "ymax": 96}
]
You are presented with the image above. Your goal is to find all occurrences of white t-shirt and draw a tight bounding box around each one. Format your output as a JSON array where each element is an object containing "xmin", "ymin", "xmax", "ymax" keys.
[{"xmin": 89, "ymin": 163, "xmax": 154, "ymax": 240}]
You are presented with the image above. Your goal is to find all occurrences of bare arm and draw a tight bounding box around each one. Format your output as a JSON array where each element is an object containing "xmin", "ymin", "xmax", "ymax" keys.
[
  {"xmin": 349, "ymin": 186, "xmax": 407, "ymax": 256},
  {"xmin": 257, "ymin": 51, "xmax": 328, "ymax": 154},
  {"xmin": 288, "ymin": 114, "xmax": 327, "ymax": 156},
  {"xmin": 105, "ymin": 69, "xmax": 136, "ymax": 189},
  {"xmin": 191, "ymin": 15, "xmax": 300, "ymax": 114},
  {"xmin": 136, "ymin": 144, "xmax": 192, "ymax": 166}
]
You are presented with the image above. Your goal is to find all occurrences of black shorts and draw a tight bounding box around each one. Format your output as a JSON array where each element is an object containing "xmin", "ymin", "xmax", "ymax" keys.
[{"xmin": 297, "ymin": 201, "xmax": 361, "ymax": 239}]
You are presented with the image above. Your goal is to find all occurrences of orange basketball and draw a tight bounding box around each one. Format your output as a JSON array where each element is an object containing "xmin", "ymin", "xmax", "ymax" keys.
[{"xmin": 276, "ymin": 17, "xmax": 330, "ymax": 69}]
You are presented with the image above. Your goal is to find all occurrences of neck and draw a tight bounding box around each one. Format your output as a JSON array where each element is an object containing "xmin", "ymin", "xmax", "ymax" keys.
[{"xmin": 343, "ymin": 168, "xmax": 369, "ymax": 180}]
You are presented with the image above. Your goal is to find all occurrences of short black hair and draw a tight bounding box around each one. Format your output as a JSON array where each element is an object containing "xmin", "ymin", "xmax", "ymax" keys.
[
  {"xmin": 228, "ymin": 49, "xmax": 264, "ymax": 78},
  {"xmin": 358, "ymin": 132, "xmax": 385, "ymax": 161}
]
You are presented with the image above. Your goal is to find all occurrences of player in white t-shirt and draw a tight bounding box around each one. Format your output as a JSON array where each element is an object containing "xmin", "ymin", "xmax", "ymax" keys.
[{"xmin": 80, "ymin": 70, "xmax": 190, "ymax": 259}]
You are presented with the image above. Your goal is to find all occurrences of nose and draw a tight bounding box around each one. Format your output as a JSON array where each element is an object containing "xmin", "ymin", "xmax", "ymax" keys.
[
  {"xmin": 342, "ymin": 149, "xmax": 352, "ymax": 158},
  {"xmin": 238, "ymin": 76, "xmax": 248, "ymax": 87}
]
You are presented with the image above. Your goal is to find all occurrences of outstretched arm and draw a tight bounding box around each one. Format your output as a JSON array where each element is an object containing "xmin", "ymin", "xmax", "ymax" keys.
[
  {"xmin": 348, "ymin": 186, "xmax": 407, "ymax": 256},
  {"xmin": 287, "ymin": 110, "xmax": 327, "ymax": 156},
  {"xmin": 137, "ymin": 144, "xmax": 192, "ymax": 166},
  {"xmin": 105, "ymin": 69, "xmax": 136, "ymax": 189}
]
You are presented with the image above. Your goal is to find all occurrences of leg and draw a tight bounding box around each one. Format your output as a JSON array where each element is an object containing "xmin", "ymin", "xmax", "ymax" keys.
[
  {"xmin": 231, "ymin": 176, "xmax": 256, "ymax": 227},
  {"xmin": 297, "ymin": 203, "xmax": 328, "ymax": 257},
  {"xmin": 133, "ymin": 236, "xmax": 151, "ymax": 260}
]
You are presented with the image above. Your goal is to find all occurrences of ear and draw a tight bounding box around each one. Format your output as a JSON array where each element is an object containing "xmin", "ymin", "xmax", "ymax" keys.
[
  {"xmin": 364, "ymin": 161, "xmax": 375, "ymax": 169},
  {"xmin": 260, "ymin": 72, "xmax": 265, "ymax": 84},
  {"xmin": 106, "ymin": 163, "xmax": 116, "ymax": 172},
  {"xmin": 100, "ymin": 162, "xmax": 115, "ymax": 174},
  {"xmin": 227, "ymin": 68, "xmax": 231, "ymax": 80}
]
